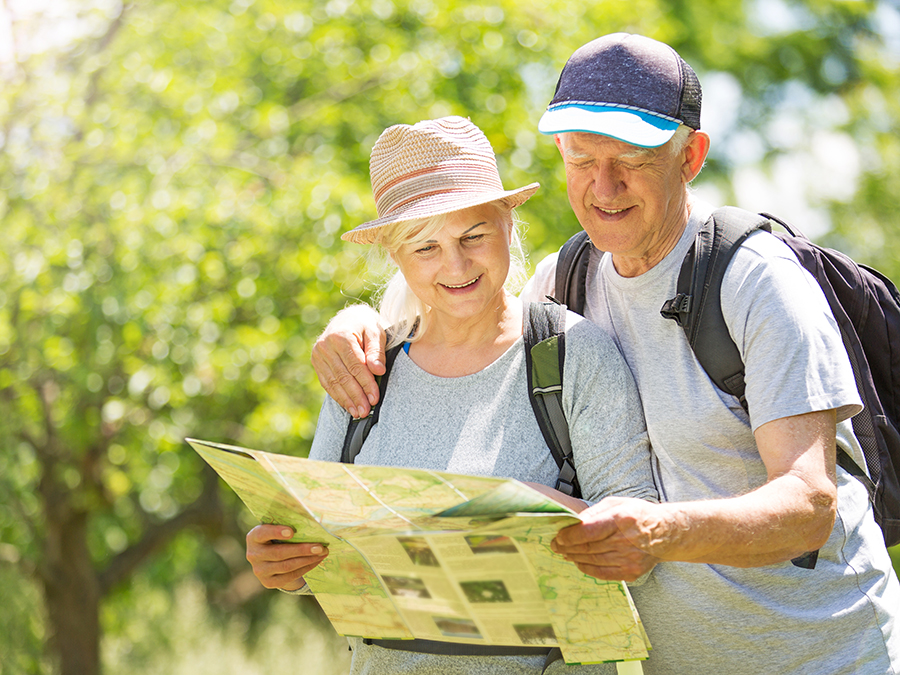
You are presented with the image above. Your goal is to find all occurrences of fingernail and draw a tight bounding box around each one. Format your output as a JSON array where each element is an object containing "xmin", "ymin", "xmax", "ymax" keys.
[
  {"xmin": 352, "ymin": 407, "xmax": 363, "ymax": 419},
  {"xmin": 372, "ymin": 359, "xmax": 383, "ymax": 369},
  {"xmin": 311, "ymin": 545, "xmax": 324, "ymax": 554},
  {"xmin": 281, "ymin": 528, "xmax": 292, "ymax": 538}
]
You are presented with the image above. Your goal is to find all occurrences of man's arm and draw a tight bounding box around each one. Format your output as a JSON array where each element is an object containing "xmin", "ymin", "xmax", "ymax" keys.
[
  {"xmin": 552, "ymin": 409, "xmax": 838, "ymax": 581},
  {"xmin": 310, "ymin": 304, "xmax": 386, "ymax": 418}
]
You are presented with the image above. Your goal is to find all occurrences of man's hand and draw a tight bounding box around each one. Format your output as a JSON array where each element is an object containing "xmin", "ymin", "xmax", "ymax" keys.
[
  {"xmin": 246, "ymin": 524, "xmax": 329, "ymax": 591},
  {"xmin": 552, "ymin": 497, "xmax": 663, "ymax": 582},
  {"xmin": 554, "ymin": 409, "xmax": 840, "ymax": 577},
  {"xmin": 311, "ymin": 305, "xmax": 386, "ymax": 418}
]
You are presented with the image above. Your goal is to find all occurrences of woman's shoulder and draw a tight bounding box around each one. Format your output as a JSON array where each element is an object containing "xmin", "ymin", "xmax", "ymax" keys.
[
  {"xmin": 562, "ymin": 310, "xmax": 617, "ymax": 352},
  {"xmin": 535, "ymin": 308, "xmax": 629, "ymax": 382}
]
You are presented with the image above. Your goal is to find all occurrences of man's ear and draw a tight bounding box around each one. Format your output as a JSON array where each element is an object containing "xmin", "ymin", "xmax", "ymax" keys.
[
  {"xmin": 554, "ymin": 134, "xmax": 565, "ymax": 158},
  {"xmin": 682, "ymin": 131, "xmax": 710, "ymax": 183}
]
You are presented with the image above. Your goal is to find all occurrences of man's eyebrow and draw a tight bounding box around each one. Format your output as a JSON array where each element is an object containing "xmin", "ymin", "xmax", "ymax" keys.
[
  {"xmin": 619, "ymin": 146, "xmax": 656, "ymax": 160},
  {"xmin": 563, "ymin": 147, "xmax": 592, "ymax": 160},
  {"xmin": 564, "ymin": 145, "xmax": 656, "ymax": 161}
]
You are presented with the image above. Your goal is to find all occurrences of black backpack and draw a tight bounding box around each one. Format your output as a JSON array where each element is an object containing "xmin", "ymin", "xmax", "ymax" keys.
[
  {"xmin": 339, "ymin": 301, "xmax": 576, "ymax": 664},
  {"xmin": 555, "ymin": 206, "xmax": 900, "ymax": 550}
]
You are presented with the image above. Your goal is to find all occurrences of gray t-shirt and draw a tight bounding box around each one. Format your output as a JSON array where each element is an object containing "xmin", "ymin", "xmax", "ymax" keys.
[
  {"xmin": 310, "ymin": 307, "xmax": 658, "ymax": 675},
  {"xmin": 524, "ymin": 199, "xmax": 900, "ymax": 675}
]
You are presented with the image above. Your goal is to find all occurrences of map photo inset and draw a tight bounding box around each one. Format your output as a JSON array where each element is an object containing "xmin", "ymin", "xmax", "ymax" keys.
[
  {"xmin": 397, "ymin": 536, "xmax": 440, "ymax": 566},
  {"xmin": 464, "ymin": 534, "xmax": 519, "ymax": 555},
  {"xmin": 459, "ymin": 579, "xmax": 512, "ymax": 603},
  {"xmin": 434, "ymin": 616, "xmax": 482, "ymax": 639},
  {"xmin": 514, "ymin": 623, "xmax": 558, "ymax": 645},
  {"xmin": 382, "ymin": 575, "xmax": 431, "ymax": 599}
]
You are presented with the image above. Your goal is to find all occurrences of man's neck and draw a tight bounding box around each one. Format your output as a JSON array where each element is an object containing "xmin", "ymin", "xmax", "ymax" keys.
[{"xmin": 611, "ymin": 197, "xmax": 693, "ymax": 278}]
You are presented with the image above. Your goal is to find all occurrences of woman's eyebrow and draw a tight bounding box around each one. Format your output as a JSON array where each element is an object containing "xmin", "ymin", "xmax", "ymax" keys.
[{"xmin": 418, "ymin": 222, "xmax": 488, "ymax": 244}]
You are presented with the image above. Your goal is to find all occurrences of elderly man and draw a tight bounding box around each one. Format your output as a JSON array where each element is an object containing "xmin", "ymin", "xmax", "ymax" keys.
[{"xmin": 312, "ymin": 33, "xmax": 899, "ymax": 674}]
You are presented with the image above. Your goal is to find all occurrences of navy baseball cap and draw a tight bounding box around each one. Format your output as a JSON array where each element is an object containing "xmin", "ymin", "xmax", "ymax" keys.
[{"xmin": 539, "ymin": 33, "xmax": 702, "ymax": 148}]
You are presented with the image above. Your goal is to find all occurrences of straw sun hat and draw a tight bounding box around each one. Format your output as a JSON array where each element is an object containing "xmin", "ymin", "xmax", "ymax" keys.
[{"xmin": 342, "ymin": 116, "xmax": 540, "ymax": 245}]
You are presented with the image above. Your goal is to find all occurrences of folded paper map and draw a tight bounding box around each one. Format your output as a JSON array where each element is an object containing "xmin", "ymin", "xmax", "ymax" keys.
[{"xmin": 187, "ymin": 437, "xmax": 650, "ymax": 665}]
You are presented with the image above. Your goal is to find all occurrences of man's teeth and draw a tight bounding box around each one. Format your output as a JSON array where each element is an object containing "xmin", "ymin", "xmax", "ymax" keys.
[
  {"xmin": 599, "ymin": 207, "xmax": 627, "ymax": 214},
  {"xmin": 444, "ymin": 277, "xmax": 480, "ymax": 289}
]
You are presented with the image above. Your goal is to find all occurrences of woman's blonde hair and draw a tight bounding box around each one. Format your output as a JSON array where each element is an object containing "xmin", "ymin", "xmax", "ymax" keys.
[{"xmin": 367, "ymin": 202, "xmax": 528, "ymax": 349}]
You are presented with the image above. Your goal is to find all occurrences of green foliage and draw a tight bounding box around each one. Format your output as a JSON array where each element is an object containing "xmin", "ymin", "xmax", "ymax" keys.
[
  {"xmin": 101, "ymin": 578, "xmax": 349, "ymax": 674},
  {"xmin": 1, "ymin": 0, "xmax": 899, "ymax": 671},
  {"xmin": 0, "ymin": 564, "xmax": 51, "ymax": 675}
]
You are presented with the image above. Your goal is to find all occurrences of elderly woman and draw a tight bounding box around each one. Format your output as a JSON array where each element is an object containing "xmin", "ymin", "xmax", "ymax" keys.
[{"xmin": 246, "ymin": 116, "xmax": 656, "ymax": 674}]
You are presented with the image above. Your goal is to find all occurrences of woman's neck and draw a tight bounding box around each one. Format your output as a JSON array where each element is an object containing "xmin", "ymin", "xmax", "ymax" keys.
[{"xmin": 409, "ymin": 292, "xmax": 523, "ymax": 377}]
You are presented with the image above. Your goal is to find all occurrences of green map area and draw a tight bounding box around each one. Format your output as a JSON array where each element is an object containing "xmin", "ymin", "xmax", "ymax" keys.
[{"xmin": 188, "ymin": 438, "xmax": 650, "ymax": 665}]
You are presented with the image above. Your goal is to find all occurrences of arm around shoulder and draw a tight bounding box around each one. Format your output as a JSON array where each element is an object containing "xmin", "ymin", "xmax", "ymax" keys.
[{"xmin": 311, "ymin": 304, "xmax": 386, "ymax": 418}]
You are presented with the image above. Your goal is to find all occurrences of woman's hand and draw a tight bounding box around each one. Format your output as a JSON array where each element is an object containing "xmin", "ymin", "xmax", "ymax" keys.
[{"xmin": 246, "ymin": 524, "xmax": 329, "ymax": 591}]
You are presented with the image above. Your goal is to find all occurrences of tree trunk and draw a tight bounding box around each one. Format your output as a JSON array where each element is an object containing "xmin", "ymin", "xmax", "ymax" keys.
[{"xmin": 42, "ymin": 510, "xmax": 102, "ymax": 675}]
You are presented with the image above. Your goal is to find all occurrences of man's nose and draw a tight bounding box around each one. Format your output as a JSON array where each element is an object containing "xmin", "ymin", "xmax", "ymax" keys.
[{"xmin": 591, "ymin": 165, "xmax": 621, "ymax": 202}]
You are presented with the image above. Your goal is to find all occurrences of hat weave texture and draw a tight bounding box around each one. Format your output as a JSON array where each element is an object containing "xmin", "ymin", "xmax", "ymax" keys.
[{"xmin": 343, "ymin": 116, "xmax": 539, "ymax": 244}]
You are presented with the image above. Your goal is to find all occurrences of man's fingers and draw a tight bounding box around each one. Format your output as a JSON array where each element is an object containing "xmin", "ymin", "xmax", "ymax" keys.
[
  {"xmin": 310, "ymin": 304, "xmax": 384, "ymax": 417},
  {"xmin": 312, "ymin": 335, "xmax": 373, "ymax": 418},
  {"xmin": 362, "ymin": 325, "xmax": 387, "ymax": 378},
  {"xmin": 553, "ymin": 517, "xmax": 619, "ymax": 549}
]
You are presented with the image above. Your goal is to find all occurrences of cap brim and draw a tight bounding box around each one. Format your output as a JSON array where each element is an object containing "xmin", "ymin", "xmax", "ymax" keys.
[
  {"xmin": 342, "ymin": 183, "xmax": 540, "ymax": 245},
  {"xmin": 538, "ymin": 104, "xmax": 679, "ymax": 148}
]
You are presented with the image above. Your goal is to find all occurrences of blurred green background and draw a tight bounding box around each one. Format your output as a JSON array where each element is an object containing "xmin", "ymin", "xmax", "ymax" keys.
[{"xmin": 1, "ymin": 0, "xmax": 899, "ymax": 673}]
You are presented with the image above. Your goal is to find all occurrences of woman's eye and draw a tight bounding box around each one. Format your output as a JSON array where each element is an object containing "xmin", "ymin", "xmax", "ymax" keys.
[
  {"xmin": 464, "ymin": 234, "xmax": 484, "ymax": 243},
  {"xmin": 415, "ymin": 245, "xmax": 434, "ymax": 254}
]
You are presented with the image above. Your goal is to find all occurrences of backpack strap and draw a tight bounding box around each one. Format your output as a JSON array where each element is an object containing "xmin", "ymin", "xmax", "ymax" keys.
[
  {"xmin": 554, "ymin": 230, "xmax": 593, "ymax": 316},
  {"xmin": 660, "ymin": 206, "xmax": 823, "ymax": 569},
  {"xmin": 524, "ymin": 301, "xmax": 581, "ymax": 499},
  {"xmin": 340, "ymin": 341, "xmax": 404, "ymax": 464},
  {"xmin": 660, "ymin": 206, "xmax": 771, "ymax": 409}
]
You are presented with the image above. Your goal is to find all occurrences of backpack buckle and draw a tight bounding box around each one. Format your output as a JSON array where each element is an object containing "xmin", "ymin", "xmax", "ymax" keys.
[{"xmin": 660, "ymin": 293, "xmax": 692, "ymax": 327}]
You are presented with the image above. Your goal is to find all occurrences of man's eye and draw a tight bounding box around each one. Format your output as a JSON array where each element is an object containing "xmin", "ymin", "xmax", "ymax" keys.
[{"xmin": 415, "ymin": 245, "xmax": 434, "ymax": 254}]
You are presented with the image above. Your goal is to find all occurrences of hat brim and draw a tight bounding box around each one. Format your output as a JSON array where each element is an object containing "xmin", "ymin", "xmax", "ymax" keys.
[
  {"xmin": 342, "ymin": 183, "xmax": 540, "ymax": 245},
  {"xmin": 538, "ymin": 104, "xmax": 679, "ymax": 148}
]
